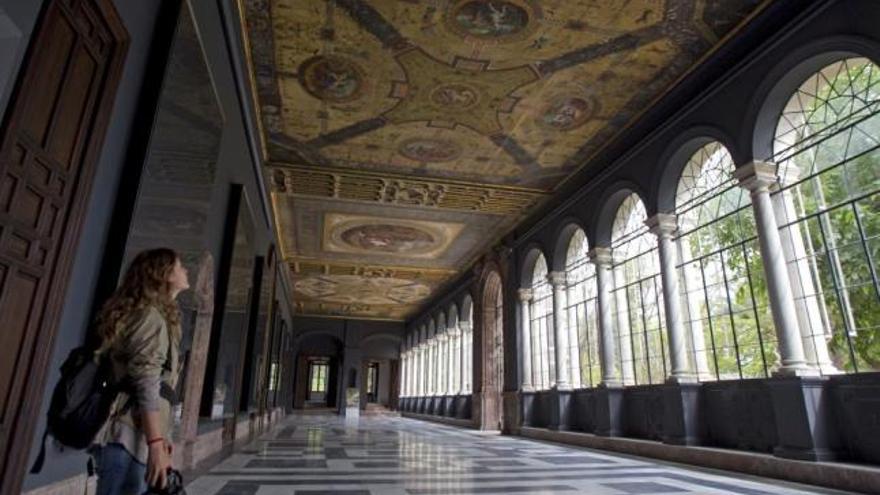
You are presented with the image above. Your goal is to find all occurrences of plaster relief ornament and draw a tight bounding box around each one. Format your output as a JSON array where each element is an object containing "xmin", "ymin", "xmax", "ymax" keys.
[
  {"xmin": 539, "ymin": 96, "xmax": 596, "ymax": 131},
  {"xmin": 294, "ymin": 275, "xmax": 432, "ymax": 305},
  {"xmin": 451, "ymin": 0, "xmax": 530, "ymax": 39},
  {"xmin": 430, "ymin": 83, "xmax": 480, "ymax": 109},
  {"xmin": 298, "ymin": 55, "xmax": 365, "ymax": 102},
  {"xmin": 398, "ymin": 138, "xmax": 462, "ymax": 162},
  {"xmin": 340, "ymin": 224, "xmax": 437, "ymax": 255}
]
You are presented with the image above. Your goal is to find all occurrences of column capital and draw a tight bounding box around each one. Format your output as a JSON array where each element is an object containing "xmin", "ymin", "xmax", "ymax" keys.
[
  {"xmin": 547, "ymin": 270, "xmax": 568, "ymax": 288},
  {"xmin": 447, "ymin": 325, "xmax": 461, "ymax": 336},
  {"xmin": 437, "ymin": 332, "xmax": 449, "ymax": 342},
  {"xmin": 517, "ymin": 287, "xmax": 533, "ymax": 302},
  {"xmin": 774, "ymin": 161, "xmax": 801, "ymax": 189},
  {"xmin": 459, "ymin": 321, "xmax": 472, "ymax": 332},
  {"xmin": 733, "ymin": 160, "xmax": 780, "ymax": 193},
  {"xmin": 645, "ymin": 213, "xmax": 678, "ymax": 239},
  {"xmin": 588, "ymin": 247, "xmax": 613, "ymax": 267}
]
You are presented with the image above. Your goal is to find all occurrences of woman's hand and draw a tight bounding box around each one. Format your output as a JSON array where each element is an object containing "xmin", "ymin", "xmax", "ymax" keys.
[
  {"xmin": 142, "ymin": 410, "xmax": 172, "ymax": 488},
  {"xmin": 146, "ymin": 440, "xmax": 171, "ymax": 489}
]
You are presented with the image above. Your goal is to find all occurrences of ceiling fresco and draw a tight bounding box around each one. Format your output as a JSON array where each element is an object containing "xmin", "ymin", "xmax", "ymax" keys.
[{"xmin": 240, "ymin": 0, "xmax": 765, "ymax": 320}]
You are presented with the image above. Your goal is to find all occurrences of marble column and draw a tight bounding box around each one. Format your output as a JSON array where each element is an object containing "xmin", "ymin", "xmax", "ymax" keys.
[
  {"xmin": 517, "ymin": 288, "xmax": 535, "ymax": 391},
  {"xmin": 548, "ymin": 271, "xmax": 573, "ymax": 430},
  {"xmin": 645, "ymin": 213, "xmax": 693, "ymax": 381},
  {"xmin": 548, "ymin": 271, "xmax": 572, "ymax": 390},
  {"xmin": 403, "ymin": 350, "xmax": 408, "ymax": 399},
  {"xmin": 439, "ymin": 333, "xmax": 449, "ymax": 397},
  {"xmin": 734, "ymin": 161, "xmax": 815, "ymax": 376},
  {"xmin": 771, "ymin": 162, "xmax": 840, "ymax": 374},
  {"xmin": 418, "ymin": 344, "xmax": 425, "ymax": 397},
  {"xmin": 517, "ymin": 288, "xmax": 535, "ymax": 427},
  {"xmin": 447, "ymin": 331, "xmax": 456, "ymax": 395},
  {"xmin": 461, "ymin": 321, "xmax": 472, "ymax": 392},
  {"xmin": 429, "ymin": 341, "xmax": 436, "ymax": 396},
  {"xmin": 459, "ymin": 324, "xmax": 467, "ymax": 393},
  {"xmin": 588, "ymin": 247, "xmax": 623, "ymax": 437},
  {"xmin": 405, "ymin": 350, "xmax": 411, "ymax": 397},
  {"xmin": 589, "ymin": 248, "xmax": 620, "ymax": 385}
]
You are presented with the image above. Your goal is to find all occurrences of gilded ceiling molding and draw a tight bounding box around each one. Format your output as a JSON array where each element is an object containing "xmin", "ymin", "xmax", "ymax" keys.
[{"xmin": 270, "ymin": 164, "xmax": 545, "ymax": 216}]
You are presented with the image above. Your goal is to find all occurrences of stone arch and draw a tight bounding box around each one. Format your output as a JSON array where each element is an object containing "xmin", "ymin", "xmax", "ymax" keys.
[
  {"xmin": 447, "ymin": 303, "xmax": 460, "ymax": 330},
  {"xmin": 746, "ymin": 35, "xmax": 880, "ymax": 161},
  {"xmin": 360, "ymin": 332, "xmax": 402, "ymax": 346},
  {"xmin": 551, "ymin": 219, "xmax": 589, "ymax": 273},
  {"xmin": 519, "ymin": 244, "xmax": 547, "ymax": 288},
  {"xmin": 460, "ymin": 293, "xmax": 474, "ymax": 326},
  {"xmin": 591, "ymin": 181, "xmax": 650, "ymax": 247},
  {"xmin": 292, "ymin": 332, "xmax": 344, "ymax": 410},
  {"xmin": 654, "ymin": 126, "xmax": 740, "ymax": 213},
  {"xmin": 436, "ymin": 311, "xmax": 447, "ymax": 334},
  {"xmin": 475, "ymin": 263, "xmax": 504, "ymax": 431}
]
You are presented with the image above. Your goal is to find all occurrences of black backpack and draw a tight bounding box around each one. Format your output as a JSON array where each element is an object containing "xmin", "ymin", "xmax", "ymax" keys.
[{"xmin": 29, "ymin": 345, "xmax": 120, "ymax": 473}]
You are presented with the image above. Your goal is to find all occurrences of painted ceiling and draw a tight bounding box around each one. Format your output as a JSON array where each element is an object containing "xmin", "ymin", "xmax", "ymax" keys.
[{"xmin": 240, "ymin": 0, "xmax": 764, "ymax": 320}]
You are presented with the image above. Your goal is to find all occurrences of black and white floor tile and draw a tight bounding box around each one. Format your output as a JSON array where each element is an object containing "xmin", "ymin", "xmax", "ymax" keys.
[{"xmin": 185, "ymin": 414, "xmax": 854, "ymax": 495}]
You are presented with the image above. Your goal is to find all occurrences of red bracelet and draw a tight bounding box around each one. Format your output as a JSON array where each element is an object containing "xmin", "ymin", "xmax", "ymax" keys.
[{"xmin": 146, "ymin": 437, "xmax": 164, "ymax": 446}]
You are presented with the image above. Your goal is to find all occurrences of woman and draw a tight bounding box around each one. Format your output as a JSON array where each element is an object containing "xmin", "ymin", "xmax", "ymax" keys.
[{"xmin": 92, "ymin": 248, "xmax": 189, "ymax": 494}]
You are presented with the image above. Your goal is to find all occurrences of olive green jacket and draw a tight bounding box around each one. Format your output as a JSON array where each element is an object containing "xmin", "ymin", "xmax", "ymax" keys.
[{"xmin": 95, "ymin": 306, "xmax": 180, "ymax": 464}]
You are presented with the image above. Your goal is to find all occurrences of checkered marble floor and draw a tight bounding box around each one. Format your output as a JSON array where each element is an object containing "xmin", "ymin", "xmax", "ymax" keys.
[{"xmin": 185, "ymin": 413, "xmax": 854, "ymax": 495}]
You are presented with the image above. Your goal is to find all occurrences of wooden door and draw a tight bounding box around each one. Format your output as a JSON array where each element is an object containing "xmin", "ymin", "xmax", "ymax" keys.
[{"xmin": 0, "ymin": 0, "xmax": 127, "ymax": 492}]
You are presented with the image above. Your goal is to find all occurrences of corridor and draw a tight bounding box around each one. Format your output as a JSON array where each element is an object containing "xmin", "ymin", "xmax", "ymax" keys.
[{"xmin": 185, "ymin": 415, "xmax": 852, "ymax": 495}]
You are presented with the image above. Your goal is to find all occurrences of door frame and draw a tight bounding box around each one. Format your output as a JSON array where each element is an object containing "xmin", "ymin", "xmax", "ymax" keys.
[{"xmin": 0, "ymin": 0, "xmax": 129, "ymax": 492}]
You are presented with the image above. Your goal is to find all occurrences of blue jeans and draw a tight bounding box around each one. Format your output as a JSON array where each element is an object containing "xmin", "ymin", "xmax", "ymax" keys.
[{"xmin": 93, "ymin": 443, "xmax": 147, "ymax": 495}]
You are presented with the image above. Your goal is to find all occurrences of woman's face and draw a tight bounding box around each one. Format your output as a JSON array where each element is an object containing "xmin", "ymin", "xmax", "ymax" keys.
[{"xmin": 167, "ymin": 258, "xmax": 190, "ymax": 295}]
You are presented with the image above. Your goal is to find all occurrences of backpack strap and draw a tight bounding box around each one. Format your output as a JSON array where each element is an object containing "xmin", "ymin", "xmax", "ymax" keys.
[{"xmin": 29, "ymin": 428, "xmax": 49, "ymax": 474}]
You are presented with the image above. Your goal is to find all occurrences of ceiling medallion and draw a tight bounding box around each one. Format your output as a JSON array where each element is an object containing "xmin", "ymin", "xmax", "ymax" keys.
[
  {"xmin": 398, "ymin": 138, "xmax": 462, "ymax": 162},
  {"xmin": 298, "ymin": 55, "xmax": 365, "ymax": 103},
  {"xmin": 429, "ymin": 82, "xmax": 481, "ymax": 109},
  {"xmin": 538, "ymin": 95, "xmax": 598, "ymax": 131},
  {"xmin": 339, "ymin": 224, "xmax": 437, "ymax": 255},
  {"xmin": 446, "ymin": 0, "xmax": 539, "ymax": 42}
]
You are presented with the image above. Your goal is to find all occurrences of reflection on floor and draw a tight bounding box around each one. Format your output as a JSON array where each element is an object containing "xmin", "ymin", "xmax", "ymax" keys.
[{"xmin": 185, "ymin": 413, "xmax": 853, "ymax": 495}]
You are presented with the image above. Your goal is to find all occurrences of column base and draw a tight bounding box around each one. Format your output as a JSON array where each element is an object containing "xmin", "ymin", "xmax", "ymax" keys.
[
  {"xmin": 594, "ymin": 383, "xmax": 624, "ymax": 437},
  {"xmin": 773, "ymin": 366, "xmax": 821, "ymax": 378},
  {"xmin": 662, "ymin": 380, "xmax": 703, "ymax": 446},
  {"xmin": 548, "ymin": 388, "xmax": 573, "ymax": 431},
  {"xmin": 444, "ymin": 396, "xmax": 455, "ymax": 417},
  {"xmin": 521, "ymin": 391, "xmax": 535, "ymax": 427},
  {"xmin": 768, "ymin": 376, "xmax": 840, "ymax": 462},
  {"xmin": 503, "ymin": 391, "xmax": 520, "ymax": 435}
]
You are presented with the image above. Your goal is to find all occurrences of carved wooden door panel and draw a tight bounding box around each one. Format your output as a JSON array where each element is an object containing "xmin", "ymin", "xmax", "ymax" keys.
[{"xmin": 0, "ymin": 1, "xmax": 127, "ymax": 491}]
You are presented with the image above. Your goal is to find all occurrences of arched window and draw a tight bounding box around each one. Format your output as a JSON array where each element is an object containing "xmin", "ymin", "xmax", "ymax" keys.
[
  {"xmin": 529, "ymin": 254, "xmax": 555, "ymax": 390},
  {"xmin": 419, "ymin": 325, "xmax": 427, "ymax": 397},
  {"xmin": 675, "ymin": 142, "xmax": 776, "ymax": 379},
  {"xmin": 611, "ymin": 194, "xmax": 668, "ymax": 385},
  {"xmin": 773, "ymin": 57, "xmax": 880, "ymax": 373},
  {"xmin": 428, "ymin": 319, "xmax": 437, "ymax": 396},
  {"xmin": 564, "ymin": 229, "xmax": 601, "ymax": 388},
  {"xmin": 449, "ymin": 306, "xmax": 461, "ymax": 395},
  {"xmin": 402, "ymin": 342, "xmax": 409, "ymax": 398},
  {"xmin": 462, "ymin": 301, "xmax": 474, "ymax": 393}
]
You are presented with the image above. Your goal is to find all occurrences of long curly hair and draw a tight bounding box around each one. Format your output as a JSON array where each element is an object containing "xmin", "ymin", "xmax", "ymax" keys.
[{"xmin": 95, "ymin": 248, "xmax": 182, "ymax": 345}]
